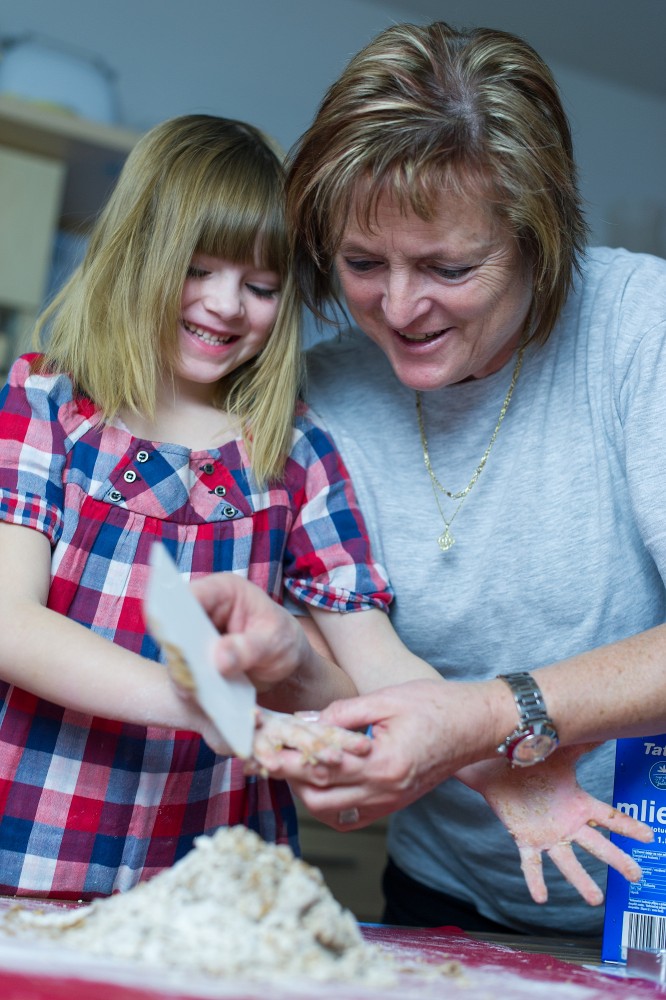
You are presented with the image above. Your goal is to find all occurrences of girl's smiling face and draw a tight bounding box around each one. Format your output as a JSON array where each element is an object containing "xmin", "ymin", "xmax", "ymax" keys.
[
  {"xmin": 176, "ymin": 254, "xmax": 281, "ymax": 392},
  {"xmin": 334, "ymin": 188, "xmax": 533, "ymax": 391}
]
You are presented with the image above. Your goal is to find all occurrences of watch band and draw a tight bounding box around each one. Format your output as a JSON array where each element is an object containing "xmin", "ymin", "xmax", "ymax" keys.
[
  {"xmin": 497, "ymin": 671, "xmax": 549, "ymax": 728},
  {"xmin": 496, "ymin": 671, "xmax": 559, "ymax": 766}
]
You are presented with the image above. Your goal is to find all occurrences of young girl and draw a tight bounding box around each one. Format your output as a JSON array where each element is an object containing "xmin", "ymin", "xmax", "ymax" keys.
[{"xmin": 0, "ymin": 114, "xmax": 392, "ymax": 900}]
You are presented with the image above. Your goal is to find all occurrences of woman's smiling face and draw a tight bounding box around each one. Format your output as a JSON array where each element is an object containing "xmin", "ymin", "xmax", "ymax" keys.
[{"xmin": 334, "ymin": 188, "xmax": 533, "ymax": 390}]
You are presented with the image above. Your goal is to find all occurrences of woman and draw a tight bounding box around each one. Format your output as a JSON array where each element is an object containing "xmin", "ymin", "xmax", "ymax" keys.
[
  {"xmin": 268, "ymin": 20, "xmax": 666, "ymax": 936},
  {"xmin": 188, "ymin": 21, "xmax": 664, "ymax": 935}
]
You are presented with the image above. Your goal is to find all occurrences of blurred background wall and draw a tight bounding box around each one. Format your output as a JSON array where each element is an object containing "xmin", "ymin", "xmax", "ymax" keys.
[
  {"xmin": 2, "ymin": 0, "xmax": 664, "ymax": 249},
  {"xmin": 0, "ymin": 0, "xmax": 664, "ymax": 360}
]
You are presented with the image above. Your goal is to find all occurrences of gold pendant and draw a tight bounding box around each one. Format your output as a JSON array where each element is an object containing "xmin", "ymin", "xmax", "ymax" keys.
[{"xmin": 438, "ymin": 527, "xmax": 455, "ymax": 551}]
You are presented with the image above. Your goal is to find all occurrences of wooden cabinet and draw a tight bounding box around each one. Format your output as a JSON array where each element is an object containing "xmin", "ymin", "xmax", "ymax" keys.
[
  {"xmin": 0, "ymin": 94, "xmax": 139, "ymax": 369},
  {"xmin": 0, "ymin": 144, "xmax": 64, "ymax": 367}
]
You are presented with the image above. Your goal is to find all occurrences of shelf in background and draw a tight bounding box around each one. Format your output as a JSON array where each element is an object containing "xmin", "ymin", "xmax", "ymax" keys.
[{"xmin": 0, "ymin": 93, "xmax": 139, "ymax": 229}]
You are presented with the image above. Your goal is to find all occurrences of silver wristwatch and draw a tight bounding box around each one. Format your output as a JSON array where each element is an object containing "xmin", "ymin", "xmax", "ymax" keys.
[{"xmin": 496, "ymin": 672, "xmax": 559, "ymax": 767}]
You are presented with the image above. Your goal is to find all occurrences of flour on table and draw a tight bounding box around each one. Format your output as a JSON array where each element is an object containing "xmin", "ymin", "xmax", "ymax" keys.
[{"xmin": 4, "ymin": 826, "xmax": 415, "ymax": 985}]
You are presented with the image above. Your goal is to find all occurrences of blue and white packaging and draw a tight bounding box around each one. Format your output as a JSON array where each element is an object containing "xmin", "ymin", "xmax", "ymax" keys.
[{"xmin": 602, "ymin": 734, "xmax": 666, "ymax": 963}]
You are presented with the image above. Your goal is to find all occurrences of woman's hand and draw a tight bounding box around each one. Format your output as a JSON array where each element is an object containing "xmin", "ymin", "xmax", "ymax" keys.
[
  {"xmin": 458, "ymin": 745, "xmax": 653, "ymax": 905},
  {"xmin": 260, "ymin": 679, "xmax": 503, "ymax": 828}
]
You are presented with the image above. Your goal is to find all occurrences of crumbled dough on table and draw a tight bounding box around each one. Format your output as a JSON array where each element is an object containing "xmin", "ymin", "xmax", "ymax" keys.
[{"xmin": 5, "ymin": 826, "xmax": 447, "ymax": 986}]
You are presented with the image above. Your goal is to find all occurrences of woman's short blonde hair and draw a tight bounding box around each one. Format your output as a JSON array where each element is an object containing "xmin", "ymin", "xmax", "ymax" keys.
[
  {"xmin": 286, "ymin": 21, "xmax": 588, "ymax": 344},
  {"xmin": 37, "ymin": 114, "xmax": 302, "ymax": 483}
]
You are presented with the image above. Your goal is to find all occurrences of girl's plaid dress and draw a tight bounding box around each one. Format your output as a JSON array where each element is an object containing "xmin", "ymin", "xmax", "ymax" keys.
[{"xmin": 0, "ymin": 355, "xmax": 391, "ymax": 899}]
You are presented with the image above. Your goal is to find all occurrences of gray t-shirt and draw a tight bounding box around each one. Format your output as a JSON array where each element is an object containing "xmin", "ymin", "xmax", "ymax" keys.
[{"xmin": 305, "ymin": 247, "xmax": 666, "ymax": 934}]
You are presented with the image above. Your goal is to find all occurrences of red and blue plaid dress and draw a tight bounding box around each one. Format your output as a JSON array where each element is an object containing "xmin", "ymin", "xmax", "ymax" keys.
[{"xmin": 0, "ymin": 355, "xmax": 391, "ymax": 899}]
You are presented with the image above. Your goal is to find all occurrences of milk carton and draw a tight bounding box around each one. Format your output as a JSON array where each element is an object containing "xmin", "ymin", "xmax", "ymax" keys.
[{"xmin": 602, "ymin": 734, "xmax": 666, "ymax": 963}]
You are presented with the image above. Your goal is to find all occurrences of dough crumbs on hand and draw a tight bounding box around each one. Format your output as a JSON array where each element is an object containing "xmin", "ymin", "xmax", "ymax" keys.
[{"xmin": 160, "ymin": 638, "xmax": 196, "ymax": 689}]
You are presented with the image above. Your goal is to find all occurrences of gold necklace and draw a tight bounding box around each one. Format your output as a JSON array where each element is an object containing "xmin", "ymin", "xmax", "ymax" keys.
[{"xmin": 416, "ymin": 344, "xmax": 526, "ymax": 552}]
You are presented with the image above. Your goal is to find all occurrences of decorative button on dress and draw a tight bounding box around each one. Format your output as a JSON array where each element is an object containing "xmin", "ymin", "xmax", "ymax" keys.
[{"xmin": 0, "ymin": 356, "xmax": 392, "ymax": 899}]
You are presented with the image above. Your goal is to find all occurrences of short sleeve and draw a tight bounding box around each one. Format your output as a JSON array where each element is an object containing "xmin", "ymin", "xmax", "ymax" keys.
[
  {"xmin": 0, "ymin": 355, "xmax": 90, "ymax": 545},
  {"xmin": 615, "ymin": 284, "xmax": 666, "ymax": 564},
  {"xmin": 282, "ymin": 413, "xmax": 393, "ymax": 613}
]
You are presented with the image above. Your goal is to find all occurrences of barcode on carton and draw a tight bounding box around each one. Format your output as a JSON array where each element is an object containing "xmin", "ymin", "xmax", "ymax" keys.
[{"xmin": 622, "ymin": 911, "xmax": 666, "ymax": 954}]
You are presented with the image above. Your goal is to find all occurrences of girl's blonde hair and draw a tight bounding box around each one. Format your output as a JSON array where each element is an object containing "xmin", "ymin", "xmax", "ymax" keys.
[
  {"xmin": 36, "ymin": 114, "xmax": 302, "ymax": 484},
  {"xmin": 286, "ymin": 21, "xmax": 588, "ymax": 345}
]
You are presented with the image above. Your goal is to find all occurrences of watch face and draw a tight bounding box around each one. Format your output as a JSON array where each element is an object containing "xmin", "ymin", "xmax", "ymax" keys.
[{"xmin": 511, "ymin": 731, "xmax": 557, "ymax": 765}]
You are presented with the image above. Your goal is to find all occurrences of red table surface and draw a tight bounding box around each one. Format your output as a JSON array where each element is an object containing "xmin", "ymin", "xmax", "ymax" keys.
[{"xmin": 0, "ymin": 912, "xmax": 662, "ymax": 1000}]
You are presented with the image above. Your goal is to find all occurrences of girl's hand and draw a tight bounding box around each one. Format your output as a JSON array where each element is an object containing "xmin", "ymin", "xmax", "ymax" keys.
[
  {"xmin": 162, "ymin": 645, "xmax": 371, "ymax": 766},
  {"xmin": 161, "ymin": 653, "xmax": 238, "ymax": 756},
  {"xmin": 190, "ymin": 573, "xmax": 313, "ymax": 692},
  {"xmin": 458, "ymin": 745, "xmax": 653, "ymax": 905}
]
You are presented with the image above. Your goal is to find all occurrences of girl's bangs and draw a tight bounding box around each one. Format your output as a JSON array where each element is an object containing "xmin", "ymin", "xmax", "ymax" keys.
[{"xmin": 195, "ymin": 174, "xmax": 287, "ymax": 274}]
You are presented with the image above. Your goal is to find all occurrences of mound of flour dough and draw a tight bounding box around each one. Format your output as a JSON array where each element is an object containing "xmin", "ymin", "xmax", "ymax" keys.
[{"xmin": 6, "ymin": 826, "xmax": 398, "ymax": 985}]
